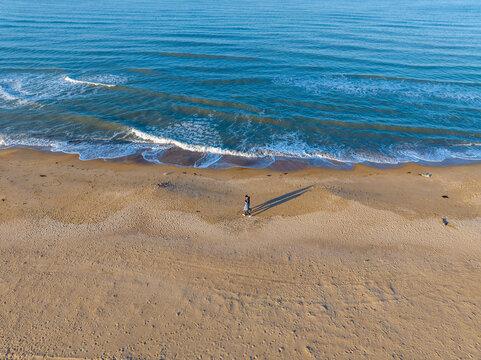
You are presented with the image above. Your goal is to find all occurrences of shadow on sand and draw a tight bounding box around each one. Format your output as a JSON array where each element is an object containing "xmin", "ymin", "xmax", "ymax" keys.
[{"xmin": 251, "ymin": 185, "xmax": 313, "ymax": 216}]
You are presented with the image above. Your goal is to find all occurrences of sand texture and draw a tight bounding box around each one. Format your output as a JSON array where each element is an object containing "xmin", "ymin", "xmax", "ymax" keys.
[{"xmin": 0, "ymin": 149, "xmax": 480, "ymax": 359}]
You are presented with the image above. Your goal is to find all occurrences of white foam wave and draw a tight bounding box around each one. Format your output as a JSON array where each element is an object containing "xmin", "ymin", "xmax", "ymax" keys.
[
  {"xmin": 130, "ymin": 126, "xmax": 329, "ymax": 160},
  {"xmin": 129, "ymin": 128, "xmax": 258, "ymax": 158},
  {"xmin": 64, "ymin": 76, "xmax": 116, "ymax": 88}
]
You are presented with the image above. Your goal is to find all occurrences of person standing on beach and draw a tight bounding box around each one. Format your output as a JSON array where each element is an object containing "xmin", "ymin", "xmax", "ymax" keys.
[{"xmin": 243, "ymin": 195, "xmax": 252, "ymax": 217}]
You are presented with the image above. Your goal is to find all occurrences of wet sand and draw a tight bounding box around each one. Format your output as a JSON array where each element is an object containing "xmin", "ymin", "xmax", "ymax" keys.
[{"xmin": 0, "ymin": 148, "xmax": 480, "ymax": 359}]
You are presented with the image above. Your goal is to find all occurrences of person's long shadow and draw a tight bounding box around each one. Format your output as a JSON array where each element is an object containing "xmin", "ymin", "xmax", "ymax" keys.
[{"xmin": 251, "ymin": 185, "xmax": 313, "ymax": 216}]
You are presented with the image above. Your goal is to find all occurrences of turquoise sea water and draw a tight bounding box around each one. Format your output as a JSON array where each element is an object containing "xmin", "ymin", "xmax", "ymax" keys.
[{"xmin": 1, "ymin": 0, "xmax": 480, "ymax": 169}]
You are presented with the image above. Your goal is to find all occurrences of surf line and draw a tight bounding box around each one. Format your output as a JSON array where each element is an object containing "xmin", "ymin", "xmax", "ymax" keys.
[{"xmin": 64, "ymin": 76, "xmax": 116, "ymax": 88}]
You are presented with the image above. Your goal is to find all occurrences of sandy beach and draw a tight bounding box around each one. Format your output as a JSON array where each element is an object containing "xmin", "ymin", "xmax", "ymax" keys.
[{"xmin": 0, "ymin": 148, "xmax": 480, "ymax": 359}]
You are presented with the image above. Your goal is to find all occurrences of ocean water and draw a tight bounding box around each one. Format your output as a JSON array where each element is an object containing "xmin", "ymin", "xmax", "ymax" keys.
[{"xmin": 1, "ymin": 0, "xmax": 481, "ymax": 170}]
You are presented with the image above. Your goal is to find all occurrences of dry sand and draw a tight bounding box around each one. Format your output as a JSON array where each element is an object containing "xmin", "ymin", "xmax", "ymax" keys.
[{"xmin": 0, "ymin": 148, "xmax": 480, "ymax": 359}]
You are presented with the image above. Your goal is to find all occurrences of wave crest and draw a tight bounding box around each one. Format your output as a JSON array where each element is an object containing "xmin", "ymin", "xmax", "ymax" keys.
[
  {"xmin": 64, "ymin": 76, "xmax": 117, "ymax": 88},
  {"xmin": 129, "ymin": 128, "xmax": 257, "ymax": 158}
]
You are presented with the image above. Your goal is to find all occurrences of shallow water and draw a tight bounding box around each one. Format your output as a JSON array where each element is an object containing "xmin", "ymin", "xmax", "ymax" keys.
[{"xmin": 1, "ymin": 0, "xmax": 481, "ymax": 169}]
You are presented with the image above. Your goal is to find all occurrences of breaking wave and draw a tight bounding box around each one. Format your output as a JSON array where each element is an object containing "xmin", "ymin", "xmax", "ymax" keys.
[
  {"xmin": 128, "ymin": 128, "xmax": 256, "ymax": 158},
  {"xmin": 64, "ymin": 76, "xmax": 117, "ymax": 88}
]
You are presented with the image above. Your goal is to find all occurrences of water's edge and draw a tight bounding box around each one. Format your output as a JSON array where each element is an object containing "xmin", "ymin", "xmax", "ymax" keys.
[{"xmin": 3, "ymin": 143, "xmax": 480, "ymax": 172}]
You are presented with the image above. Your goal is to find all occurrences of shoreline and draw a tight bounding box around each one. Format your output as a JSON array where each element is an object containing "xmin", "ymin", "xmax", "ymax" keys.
[
  {"xmin": 0, "ymin": 148, "xmax": 480, "ymax": 359},
  {"xmin": 1, "ymin": 142, "xmax": 481, "ymax": 172}
]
